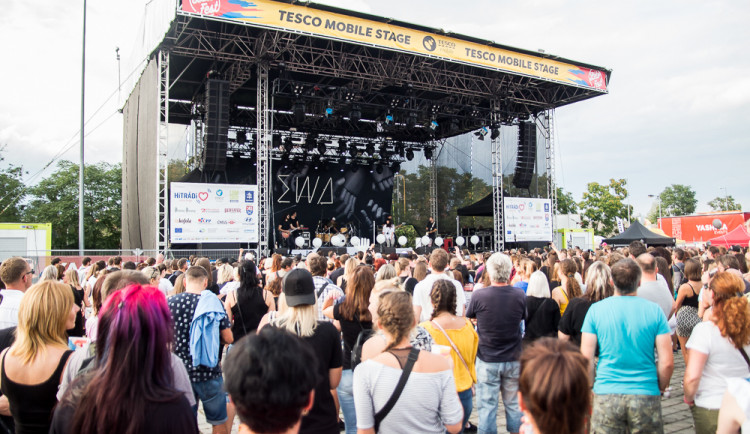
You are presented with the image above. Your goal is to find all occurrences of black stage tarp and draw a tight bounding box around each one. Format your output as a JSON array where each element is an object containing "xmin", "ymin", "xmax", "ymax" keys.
[{"xmin": 602, "ymin": 221, "xmax": 675, "ymax": 246}]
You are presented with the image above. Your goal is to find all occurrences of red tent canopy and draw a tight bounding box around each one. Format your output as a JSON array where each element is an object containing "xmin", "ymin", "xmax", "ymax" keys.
[{"xmin": 707, "ymin": 225, "xmax": 750, "ymax": 248}]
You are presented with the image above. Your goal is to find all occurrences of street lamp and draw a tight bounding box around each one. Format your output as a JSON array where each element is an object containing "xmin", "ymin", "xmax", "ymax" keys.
[{"xmin": 648, "ymin": 194, "xmax": 662, "ymax": 229}]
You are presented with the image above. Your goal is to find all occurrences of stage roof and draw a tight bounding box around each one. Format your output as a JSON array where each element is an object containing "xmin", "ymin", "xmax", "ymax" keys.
[{"xmin": 159, "ymin": 0, "xmax": 611, "ymax": 142}]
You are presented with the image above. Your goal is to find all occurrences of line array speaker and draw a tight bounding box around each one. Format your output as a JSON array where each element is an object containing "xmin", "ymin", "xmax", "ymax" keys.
[
  {"xmin": 513, "ymin": 121, "xmax": 537, "ymax": 189},
  {"xmin": 204, "ymin": 79, "xmax": 230, "ymax": 171}
]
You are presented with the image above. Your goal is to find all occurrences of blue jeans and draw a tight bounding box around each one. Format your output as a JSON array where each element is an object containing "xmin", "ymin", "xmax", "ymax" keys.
[
  {"xmin": 338, "ymin": 369, "xmax": 357, "ymax": 434},
  {"xmin": 458, "ymin": 388, "xmax": 474, "ymax": 432},
  {"xmin": 475, "ymin": 359, "xmax": 522, "ymax": 434},
  {"xmin": 191, "ymin": 376, "xmax": 228, "ymax": 425}
]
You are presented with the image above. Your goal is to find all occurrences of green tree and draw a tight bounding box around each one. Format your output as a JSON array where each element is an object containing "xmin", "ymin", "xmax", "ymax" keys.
[
  {"xmin": 649, "ymin": 184, "xmax": 698, "ymax": 221},
  {"xmin": 707, "ymin": 195, "xmax": 742, "ymax": 212},
  {"xmin": 556, "ymin": 187, "xmax": 578, "ymax": 214},
  {"xmin": 578, "ymin": 178, "xmax": 633, "ymax": 236},
  {"xmin": 24, "ymin": 161, "xmax": 122, "ymax": 249},
  {"xmin": 0, "ymin": 149, "xmax": 27, "ymax": 222}
]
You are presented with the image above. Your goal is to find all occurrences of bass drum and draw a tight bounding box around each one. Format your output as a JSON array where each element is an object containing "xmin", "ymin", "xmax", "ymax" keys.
[{"xmin": 316, "ymin": 233, "xmax": 332, "ymax": 243}]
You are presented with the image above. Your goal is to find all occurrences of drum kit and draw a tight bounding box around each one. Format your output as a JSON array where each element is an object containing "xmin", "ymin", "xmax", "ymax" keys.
[{"xmin": 313, "ymin": 220, "xmax": 356, "ymax": 247}]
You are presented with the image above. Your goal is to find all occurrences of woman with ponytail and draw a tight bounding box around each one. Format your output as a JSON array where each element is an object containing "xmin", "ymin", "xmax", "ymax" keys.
[
  {"xmin": 353, "ymin": 291, "xmax": 463, "ymax": 433},
  {"xmin": 552, "ymin": 259, "xmax": 583, "ymax": 316},
  {"xmin": 683, "ymin": 271, "xmax": 750, "ymax": 434},
  {"xmin": 421, "ymin": 280, "xmax": 478, "ymax": 433}
]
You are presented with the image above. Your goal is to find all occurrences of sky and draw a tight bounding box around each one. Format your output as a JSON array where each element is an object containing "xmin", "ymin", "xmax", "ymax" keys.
[{"xmin": 1, "ymin": 0, "xmax": 749, "ymax": 221}]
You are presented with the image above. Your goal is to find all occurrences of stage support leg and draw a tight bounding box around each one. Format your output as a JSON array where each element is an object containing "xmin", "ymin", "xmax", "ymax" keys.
[
  {"xmin": 430, "ymin": 147, "xmax": 438, "ymax": 228},
  {"xmin": 491, "ymin": 109, "xmax": 504, "ymax": 252},
  {"xmin": 544, "ymin": 109, "xmax": 557, "ymax": 233},
  {"xmin": 156, "ymin": 50, "xmax": 170, "ymax": 253},
  {"xmin": 256, "ymin": 62, "xmax": 271, "ymax": 257}
]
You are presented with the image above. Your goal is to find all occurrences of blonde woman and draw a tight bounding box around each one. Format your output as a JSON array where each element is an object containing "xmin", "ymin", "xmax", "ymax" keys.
[
  {"xmin": 169, "ymin": 274, "xmax": 186, "ymax": 297},
  {"xmin": 63, "ymin": 269, "xmax": 88, "ymax": 337},
  {"xmin": 375, "ymin": 263, "xmax": 397, "ymax": 281},
  {"xmin": 257, "ymin": 269, "xmax": 342, "ymax": 433},
  {"xmin": 41, "ymin": 265, "xmax": 59, "ymax": 282},
  {"xmin": 0, "ymin": 281, "xmax": 79, "ymax": 433}
]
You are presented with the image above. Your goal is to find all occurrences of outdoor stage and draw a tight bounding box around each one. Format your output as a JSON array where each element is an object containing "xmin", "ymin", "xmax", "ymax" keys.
[{"xmin": 121, "ymin": 0, "xmax": 610, "ymax": 255}]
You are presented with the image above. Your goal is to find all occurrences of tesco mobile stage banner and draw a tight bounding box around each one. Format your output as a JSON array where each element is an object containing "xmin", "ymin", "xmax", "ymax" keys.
[
  {"xmin": 170, "ymin": 182, "xmax": 258, "ymax": 244},
  {"xmin": 179, "ymin": 0, "xmax": 608, "ymax": 92},
  {"xmin": 504, "ymin": 197, "xmax": 553, "ymax": 242}
]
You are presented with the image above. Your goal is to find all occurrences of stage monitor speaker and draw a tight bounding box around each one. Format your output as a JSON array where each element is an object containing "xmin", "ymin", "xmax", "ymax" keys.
[
  {"xmin": 274, "ymin": 248, "xmax": 291, "ymax": 256},
  {"xmin": 513, "ymin": 121, "xmax": 537, "ymax": 189},
  {"xmin": 205, "ymin": 79, "xmax": 230, "ymax": 172},
  {"xmin": 379, "ymin": 247, "xmax": 397, "ymax": 255}
]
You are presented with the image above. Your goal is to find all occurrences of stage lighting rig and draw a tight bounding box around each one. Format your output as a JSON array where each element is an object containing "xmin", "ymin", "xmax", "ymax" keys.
[
  {"xmin": 338, "ymin": 139, "xmax": 347, "ymax": 154},
  {"xmin": 429, "ymin": 120, "xmax": 439, "ymax": 132},
  {"xmin": 317, "ymin": 139, "xmax": 327, "ymax": 155},
  {"xmin": 293, "ymin": 83, "xmax": 304, "ymax": 96},
  {"xmin": 405, "ymin": 148, "xmax": 414, "ymax": 161},
  {"xmin": 273, "ymin": 134, "xmax": 283, "ymax": 148},
  {"xmin": 305, "ymin": 134, "xmax": 316, "ymax": 152},
  {"xmin": 283, "ymin": 136, "xmax": 294, "ymax": 153},
  {"xmin": 348, "ymin": 143, "xmax": 359, "ymax": 157},
  {"xmin": 406, "ymin": 112, "xmax": 418, "ymax": 128},
  {"xmin": 379, "ymin": 144, "xmax": 390, "ymax": 159},
  {"xmin": 365, "ymin": 142, "xmax": 376, "ymax": 156},
  {"xmin": 490, "ymin": 125, "xmax": 500, "ymax": 140},
  {"xmin": 424, "ymin": 147, "xmax": 433, "ymax": 160},
  {"xmin": 391, "ymin": 161, "xmax": 401, "ymax": 173},
  {"xmin": 474, "ymin": 127, "xmax": 488, "ymax": 141},
  {"xmin": 384, "ymin": 111, "xmax": 394, "ymax": 125}
]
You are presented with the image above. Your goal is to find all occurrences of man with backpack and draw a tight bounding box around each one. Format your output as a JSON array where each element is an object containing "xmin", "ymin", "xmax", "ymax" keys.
[{"xmin": 672, "ymin": 248, "xmax": 687, "ymax": 295}]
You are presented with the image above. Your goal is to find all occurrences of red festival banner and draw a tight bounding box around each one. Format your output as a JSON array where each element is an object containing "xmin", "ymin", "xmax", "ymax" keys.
[{"xmin": 660, "ymin": 213, "xmax": 750, "ymax": 243}]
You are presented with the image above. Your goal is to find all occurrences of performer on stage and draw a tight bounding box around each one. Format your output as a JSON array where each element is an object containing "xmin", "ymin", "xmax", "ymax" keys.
[
  {"xmin": 382, "ymin": 217, "xmax": 395, "ymax": 247},
  {"xmin": 278, "ymin": 214, "xmax": 292, "ymax": 248},
  {"xmin": 325, "ymin": 217, "xmax": 340, "ymax": 234},
  {"xmin": 425, "ymin": 216, "xmax": 437, "ymax": 244}
]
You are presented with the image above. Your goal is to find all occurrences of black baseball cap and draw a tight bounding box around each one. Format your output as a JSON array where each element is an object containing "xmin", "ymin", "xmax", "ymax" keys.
[{"xmin": 282, "ymin": 268, "xmax": 316, "ymax": 307}]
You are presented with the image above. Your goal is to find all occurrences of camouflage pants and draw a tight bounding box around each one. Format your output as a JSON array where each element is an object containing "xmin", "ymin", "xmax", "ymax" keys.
[{"xmin": 590, "ymin": 394, "xmax": 663, "ymax": 434}]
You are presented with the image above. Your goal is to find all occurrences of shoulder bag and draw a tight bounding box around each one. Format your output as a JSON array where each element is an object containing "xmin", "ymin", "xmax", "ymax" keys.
[
  {"xmin": 430, "ymin": 319, "xmax": 475, "ymax": 388},
  {"xmin": 374, "ymin": 347, "xmax": 419, "ymax": 432}
]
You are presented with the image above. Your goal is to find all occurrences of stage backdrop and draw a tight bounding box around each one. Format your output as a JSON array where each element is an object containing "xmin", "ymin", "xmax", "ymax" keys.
[
  {"xmin": 271, "ymin": 162, "xmax": 394, "ymax": 238},
  {"xmin": 170, "ymin": 182, "xmax": 259, "ymax": 243},
  {"xmin": 504, "ymin": 197, "xmax": 553, "ymax": 242}
]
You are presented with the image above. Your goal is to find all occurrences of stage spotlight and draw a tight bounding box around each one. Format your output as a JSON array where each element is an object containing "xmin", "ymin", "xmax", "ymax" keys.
[
  {"xmin": 348, "ymin": 143, "xmax": 358, "ymax": 157},
  {"xmin": 236, "ymin": 131, "xmax": 247, "ymax": 145},
  {"xmin": 395, "ymin": 142, "xmax": 405, "ymax": 158},
  {"xmin": 283, "ymin": 136, "xmax": 294, "ymax": 152},
  {"xmin": 349, "ymin": 104, "xmax": 361, "ymax": 122},
  {"xmin": 424, "ymin": 147, "xmax": 433, "ymax": 160},
  {"xmin": 405, "ymin": 148, "xmax": 414, "ymax": 161},
  {"xmin": 292, "ymin": 102, "xmax": 306, "ymax": 124},
  {"xmin": 406, "ymin": 112, "xmax": 418, "ymax": 128},
  {"xmin": 391, "ymin": 161, "xmax": 401, "ymax": 173},
  {"xmin": 365, "ymin": 142, "xmax": 375, "ymax": 156},
  {"xmin": 317, "ymin": 139, "xmax": 327, "ymax": 155},
  {"xmin": 293, "ymin": 83, "xmax": 304, "ymax": 96},
  {"xmin": 338, "ymin": 139, "xmax": 347, "ymax": 154},
  {"xmin": 379, "ymin": 145, "xmax": 390, "ymax": 159},
  {"xmin": 490, "ymin": 125, "xmax": 500, "ymax": 140},
  {"xmin": 474, "ymin": 126, "xmax": 488, "ymax": 141},
  {"xmin": 429, "ymin": 120, "xmax": 438, "ymax": 131},
  {"xmin": 324, "ymin": 105, "xmax": 334, "ymax": 118},
  {"xmin": 384, "ymin": 111, "xmax": 394, "ymax": 125}
]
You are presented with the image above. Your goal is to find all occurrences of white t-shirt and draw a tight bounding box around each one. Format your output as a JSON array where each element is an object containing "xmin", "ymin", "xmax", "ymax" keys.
[
  {"xmin": 158, "ymin": 278, "xmax": 173, "ymax": 297},
  {"xmin": 412, "ymin": 272, "xmax": 466, "ymax": 322},
  {"xmin": 0, "ymin": 289, "xmax": 24, "ymax": 329},
  {"xmin": 686, "ymin": 321, "xmax": 750, "ymax": 409},
  {"xmin": 725, "ymin": 377, "xmax": 750, "ymax": 433}
]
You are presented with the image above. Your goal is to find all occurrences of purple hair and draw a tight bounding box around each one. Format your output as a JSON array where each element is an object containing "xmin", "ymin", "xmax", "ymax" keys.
[{"xmin": 70, "ymin": 284, "xmax": 179, "ymax": 434}]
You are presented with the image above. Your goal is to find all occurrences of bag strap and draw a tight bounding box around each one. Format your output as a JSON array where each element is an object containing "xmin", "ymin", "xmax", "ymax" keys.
[
  {"xmin": 316, "ymin": 281, "xmax": 329, "ymax": 300},
  {"xmin": 374, "ymin": 347, "xmax": 419, "ymax": 432},
  {"xmin": 430, "ymin": 320, "xmax": 471, "ymax": 376},
  {"xmin": 740, "ymin": 347, "xmax": 750, "ymax": 370}
]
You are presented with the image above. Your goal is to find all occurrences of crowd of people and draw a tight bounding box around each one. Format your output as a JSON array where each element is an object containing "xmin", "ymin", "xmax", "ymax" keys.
[{"xmin": 0, "ymin": 239, "xmax": 748, "ymax": 433}]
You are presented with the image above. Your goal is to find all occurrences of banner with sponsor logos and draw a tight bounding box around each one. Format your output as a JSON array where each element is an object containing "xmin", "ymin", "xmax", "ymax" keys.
[
  {"xmin": 170, "ymin": 182, "xmax": 258, "ymax": 243},
  {"xmin": 179, "ymin": 0, "xmax": 608, "ymax": 91},
  {"xmin": 504, "ymin": 197, "xmax": 553, "ymax": 242}
]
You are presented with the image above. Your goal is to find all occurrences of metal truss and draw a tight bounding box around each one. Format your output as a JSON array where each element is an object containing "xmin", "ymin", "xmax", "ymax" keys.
[
  {"xmin": 256, "ymin": 62, "xmax": 272, "ymax": 256},
  {"xmin": 540, "ymin": 110, "xmax": 557, "ymax": 230},
  {"xmin": 167, "ymin": 16, "xmax": 603, "ymax": 120},
  {"xmin": 430, "ymin": 149, "xmax": 438, "ymax": 229},
  {"xmin": 157, "ymin": 50, "xmax": 170, "ymax": 252},
  {"xmin": 491, "ymin": 109, "xmax": 504, "ymax": 252}
]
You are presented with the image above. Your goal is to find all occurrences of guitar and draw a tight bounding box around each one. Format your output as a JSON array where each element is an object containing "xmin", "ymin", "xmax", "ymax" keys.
[{"xmin": 280, "ymin": 227, "xmax": 309, "ymax": 239}]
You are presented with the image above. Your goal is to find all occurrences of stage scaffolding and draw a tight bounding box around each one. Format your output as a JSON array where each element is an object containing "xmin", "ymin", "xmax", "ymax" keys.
[{"xmin": 125, "ymin": 1, "xmax": 610, "ymax": 255}]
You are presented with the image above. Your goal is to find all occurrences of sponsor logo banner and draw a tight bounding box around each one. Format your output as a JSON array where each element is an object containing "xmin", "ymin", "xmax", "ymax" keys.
[
  {"xmin": 503, "ymin": 197, "xmax": 553, "ymax": 242},
  {"xmin": 170, "ymin": 182, "xmax": 259, "ymax": 243},
  {"xmin": 180, "ymin": 0, "xmax": 608, "ymax": 91}
]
